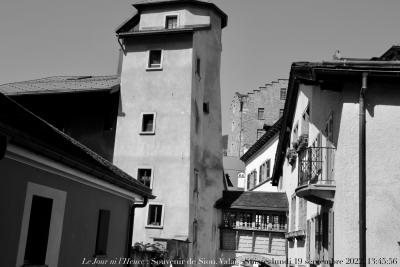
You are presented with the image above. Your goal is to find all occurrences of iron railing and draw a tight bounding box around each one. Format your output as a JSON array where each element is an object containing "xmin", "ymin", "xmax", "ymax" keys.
[{"xmin": 298, "ymin": 147, "xmax": 336, "ymax": 187}]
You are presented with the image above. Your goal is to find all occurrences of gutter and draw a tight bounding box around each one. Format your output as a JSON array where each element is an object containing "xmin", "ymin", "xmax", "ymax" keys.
[
  {"xmin": 359, "ymin": 73, "xmax": 368, "ymax": 267},
  {"xmin": 126, "ymin": 198, "xmax": 148, "ymax": 267}
]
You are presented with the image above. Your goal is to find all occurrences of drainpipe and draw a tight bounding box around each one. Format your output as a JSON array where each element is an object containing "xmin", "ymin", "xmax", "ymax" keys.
[
  {"xmin": 0, "ymin": 134, "xmax": 8, "ymax": 160},
  {"xmin": 126, "ymin": 197, "xmax": 148, "ymax": 267},
  {"xmin": 359, "ymin": 72, "xmax": 367, "ymax": 267}
]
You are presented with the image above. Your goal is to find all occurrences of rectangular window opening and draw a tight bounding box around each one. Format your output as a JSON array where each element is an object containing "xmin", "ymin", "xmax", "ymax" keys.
[
  {"xmin": 257, "ymin": 108, "xmax": 264, "ymax": 120},
  {"xmin": 24, "ymin": 195, "xmax": 53, "ymax": 266},
  {"xmin": 257, "ymin": 129, "xmax": 265, "ymax": 140},
  {"xmin": 95, "ymin": 209, "xmax": 110, "ymax": 256},
  {"xmin": 147, "ymin": 204, "xmax": 163, "ymax": 227},
  {"xmin": 279, "ymin": 108, "xmax": 284, "ymax": 117},
  {"xmin": 141, "ymin": 113, "xmax": 155, "ymax": 134},
  {"xmin": 194, "ymin": 169, "xmax": 199, "ymax": 193},
  {"xmin": 280, "ymin": 88, "xmax": 287, "ymax": 100},
  {"xmin": 196, "ymin": 58, "xmax": 201, "ymax": 76},
  {"xmin": 203, "ymin": 102, "xmax": 209, "ymax": 114},
  {"xmin": 138, "ymin": 168, "xmax": 152, "ymax": 188},
  {"xmin": 148, "ymin": 50, "xmax": 162, "ymax": 69},
  {"xmin": 165, "ymin": 15, "xmax": 178, "ymax": 29}
]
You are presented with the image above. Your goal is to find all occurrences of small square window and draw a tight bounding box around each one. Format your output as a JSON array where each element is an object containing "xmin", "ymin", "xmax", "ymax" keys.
[
  {"xmin": 257, "ymin": 108, "xmax": 264, "ymax": 120},
  {"xmin": 137, "ymin": 168, "xmax": 153, "ymax": 188},
  {"xmin": 140, "ymin": 113, "xmax": 156, "ymax": 134},
  {"xmin": 165, "ymin": 15, "xmax": 178, "ymax": 29},
  {"xmin": 203, "ymin": 102, "xmax": 209, "ymax": 114},
  {"xmin": 147, "ymin": 204, "xmax": 164, "ymax": 228},
  {"xmin": 257, "ymin": 129, "xmax": 265, "ymax": 140},
  {"xmin": 148, "ymin": 50, "xmax": 162, "ymax": 69},
  {"xmin": 279, "ymin": 108, "xmax": 284, "ymax": 117},
  {"xmin": 280, "ymin": 88, "xmax": 287, "ymax": 100}
]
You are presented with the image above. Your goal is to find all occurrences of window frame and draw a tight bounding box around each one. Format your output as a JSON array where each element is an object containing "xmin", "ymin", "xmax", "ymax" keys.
[
  {"xmin": 164, "ymin": 13, "xmax": 179, "ymax": 29},
  {"xmin": 139, "ymin": 112, "xmax": 156, "ymax": 135},
  {"xmin": 137, "ymin": 167, "xmax": 154, "ymax": 189},
  {"xmin": 146, "ymin": 50, "xmax": 163, "ymax": 70},
  {"xmin": 280, "ymin": 88, "xmax": 287, "ymax": 100},
  {"xmin": 279, "ymin": 108, "xmax": 284, "ymax": 117},
  {"xmin": 16, "ymin": 182, "xmax": 67, "ymax": 267},
  {"xmin": 257, "ymin": 108, "xmax": 264, "ymax": 120},
  {"xmin": 145, "ymin": 203, "xmax": 165, "ymax": 228}
]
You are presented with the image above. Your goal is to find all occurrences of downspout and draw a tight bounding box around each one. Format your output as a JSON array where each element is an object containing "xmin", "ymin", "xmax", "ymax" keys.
[
  {"xmin": 359, "ymin": 72, "xmax": 367, "ymax": 267},
  {"xmin": 126, "ymin": 197, "xmax": 148, "ymax": 267}
]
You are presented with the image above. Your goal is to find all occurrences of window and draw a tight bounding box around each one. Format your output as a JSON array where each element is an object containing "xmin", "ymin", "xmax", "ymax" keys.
[
  {"xmin": 95, "ymin": 210, "xmax": 110, "ymax": 256},
  {"xmin": 257, "ymin": 108, "xmax": 264, "ymax": 120},
  {"xmin": 23, "ymin": 195, "xmax": 53, "ymax": 266},
  {"xmin": 280, "ymin": 88, "xmax": 287, "ymax": 100},
  {"xmin": 194, "ymin": 169, "xmax": 199, "ymax": 193},
  {"xmin": 140, "ymin": 113, "xmax": 156, "ymax": 134},
  {"xmin": 196, "ymin": 58, "xmax": 201, "ymax": 76},
  {"xmin": 147, "ymin": 50, "xmax": 162, "ymax": 69},
  {"xmin": 279, "ymin": 108, "xmax": 284, "ymax": 117},
  {"xmin": 165, "ymin": 15, "xmax": 178, "ymax": 29},
  {"xmin": 239, "ymin": 101, "xmax": 244, "ymax": 112},
  {"xmin": 257, "ymin": 129, "xmax": 265, "ymax": 140},
  {"xmin": 203, "ymin": 102, "xmax": 209, "ymax": 114},
  {"xmin": 147, "ymin": 204, "xmax": 164, "ymax": 227},
  {"xmin": 137, "ymin": 168, "xmax": 153, "ymax": 188},
  {"xmin": 266, "ymin": 159, "xmax": 271, "ymax": 179}
]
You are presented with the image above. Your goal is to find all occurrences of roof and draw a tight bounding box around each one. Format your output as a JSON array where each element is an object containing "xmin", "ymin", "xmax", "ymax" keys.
[
  {"xmin": 271, "ymin": 54, "xmax": 400, "ymax": 186},
  {"xmin": 240, "ymin": 118, "xmax": 282, "ymax": 163},
  {"xmin": 0, "ymin": 75, "xmax": 120, "ymax": 96},
  {"xmin": 215, "ymin": 190, "xmax": 288, "ymax": 211},
  {"xmin": 0, "ymin": 92, "xmax": 154, "ymax": 199}
]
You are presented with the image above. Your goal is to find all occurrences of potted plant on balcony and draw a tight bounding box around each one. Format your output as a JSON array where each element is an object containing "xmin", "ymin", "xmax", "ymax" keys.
[
  {"xmin": 286, "ymin": 148, "xmax": 297, "ymax": 165},
  {"xmin": 296, "ymin": 134, "xmax": 309, "ymax": 152}
]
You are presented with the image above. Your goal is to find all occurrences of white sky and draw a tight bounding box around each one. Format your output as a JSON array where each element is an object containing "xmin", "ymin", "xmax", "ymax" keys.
[{"xmin": 1, "ymin": 0, "xmax": 399, "ymax": 133}]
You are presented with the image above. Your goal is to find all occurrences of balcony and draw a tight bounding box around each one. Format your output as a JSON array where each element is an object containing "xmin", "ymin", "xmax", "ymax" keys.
[{"xmin": 295, "ymin": 147, "xmax": 336, "ymax": 205}]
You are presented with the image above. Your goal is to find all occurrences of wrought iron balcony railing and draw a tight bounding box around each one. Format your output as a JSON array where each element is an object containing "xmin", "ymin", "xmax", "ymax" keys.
[{"xmin": 298, "ymin": 146, "xmax": 336, "ymax": 187}]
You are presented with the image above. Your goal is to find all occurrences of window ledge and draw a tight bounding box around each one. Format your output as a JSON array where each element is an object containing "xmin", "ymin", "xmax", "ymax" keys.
[
  {"xmin": 139, "ymin": 132, "xmax": 155, "ymax": 135},
  {"xmin": 145, "ymin": 225, "xmax": 163, "ymax": 229},
  {"xmin": 146, "ymin": 67, "xmax": 163, "ymax": 71}
]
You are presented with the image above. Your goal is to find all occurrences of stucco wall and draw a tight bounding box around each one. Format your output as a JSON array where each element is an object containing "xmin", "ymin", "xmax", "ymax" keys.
[
  {"xmin": 0, "ymin": 157, "xmax": 131, "ymax": 267},
  {"xmin": 279, "ymin": 80, "xmax": 400, "ymax": 265},
  {"xmin": 114, "ymin": 34, "xmax": 193, "ymax": 244},
  {"xmin": 190, "ymin": 9, "xmax": 224, "ymax": 262}
]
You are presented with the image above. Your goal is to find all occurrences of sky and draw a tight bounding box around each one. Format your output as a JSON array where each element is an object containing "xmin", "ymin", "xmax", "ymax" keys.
[{"xmin": 1, "ymin": 0, "xmax": 400, "ymax": 134}]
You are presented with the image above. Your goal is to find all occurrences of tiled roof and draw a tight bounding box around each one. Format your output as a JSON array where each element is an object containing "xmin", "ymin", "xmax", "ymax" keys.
[
  {"xmin": 240, "ymin": 118, "xmax": 282, "ymax": 163},
  {"xmin": 215, "ymin": 190, "xmax": 288, "ymax": 211},
  {"xmin": 0, "ymin": 93, "xmax": 154, "ymax": 199},
  {"xmin": 0, "ymin": 75, "xmax": 120, "ymax": 96}
]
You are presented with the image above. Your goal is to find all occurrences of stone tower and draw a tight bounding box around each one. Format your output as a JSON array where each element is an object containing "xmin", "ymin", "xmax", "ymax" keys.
[{"xmin": 114, "ymin": 0, "xmax": 227, "ymax": 262}]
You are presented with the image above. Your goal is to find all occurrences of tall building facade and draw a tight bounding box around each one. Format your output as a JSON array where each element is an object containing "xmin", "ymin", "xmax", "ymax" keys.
[
  {"xmin": 113, "ymin": 0, "xmax": 227, "ymax": 261},
  {"xmin": 227, "ymin": 79, "xmax": 288, "ymax": 157}
]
